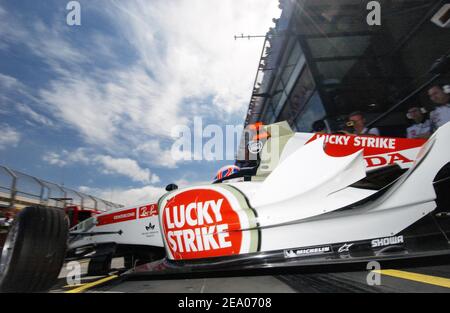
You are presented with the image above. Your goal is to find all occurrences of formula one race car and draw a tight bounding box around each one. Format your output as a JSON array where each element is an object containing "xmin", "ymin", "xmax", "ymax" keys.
[{"xmin": 1, "ymin": 121, "xmax": 449, "ymax": 292}]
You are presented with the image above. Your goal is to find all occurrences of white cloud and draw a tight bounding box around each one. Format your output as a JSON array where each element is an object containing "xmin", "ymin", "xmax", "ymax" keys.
[
  {"xmin": 0, "ymin": 73, "xmax": 21, "ymax": 89},
  {"xmin": 79, "ymin": 185, "xmax": 166, "ymax": 207},
  {"xmin": 0, "ymin": 1, "xmax": 280, "ymax": 147},
  {"xmin": 105, "ymin": 0, "xmax": 280, "ymax": 113},
  {"xmin": 67, "ymin": 148, "xmax": 91, "ymax": 164},
  {"xmin": 42, "ymin": 152, "xmax": 67, "ymax": 167},
  {"xmin": 1, "ymin": 1, "xmax": 281, "ymax": 186},
  {"xmin": 42, "ymin": 148, "xmax": 90, "ymax": 167},
  {"xmin": 134, "ymin": 139, "xmax": 191, "ymax": 169},
  {"xmin": 95, "ymin": 155, "xmax": 160, "ymax": 184},
  {"xmin": 0, "ymin": 74, "xmax": 54, "ymax": 126},
  {"xmin": 16, "ymin": 103, "xmax": 54, "ymax": 127},
  {"xmin": 0, "ymin": 73, "xmax": 38, "ymax": 103},
  {"xmin": 42, "ymin": 148, "xmax": 159, "ymax": 184},
  {"xmin": 0, "ymin": 124, "xmax": 20, "ymax": 149}
]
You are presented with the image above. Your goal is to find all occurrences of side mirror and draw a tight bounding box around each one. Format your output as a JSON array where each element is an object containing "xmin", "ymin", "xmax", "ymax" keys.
[{"xmin": 165, "ymin": 183, "xmax": 178, "ymax": 192}]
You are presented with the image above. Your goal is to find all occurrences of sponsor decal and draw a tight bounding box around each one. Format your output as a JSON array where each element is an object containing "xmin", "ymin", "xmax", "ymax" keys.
[
  {"xmin": 338, "ymin": 243, "xmax": 354, "ymax": 253},
  {"xmin": 139, "ymin": 204, "xmax": 158, "ymax": 219},
  {"xmin": 364, "ymin": 153, "xmax": 412, "ymax": 168},
  {"xmin": 248, "ymin": 140, "xmax": 263, "ymax": 154},
  {"xmin": 161, "ymin": 188, "xmax": 251, "ymax": 260},
  {"xmin": 96, "ymin": 208, "xmax": 137, "ymax": 226},
  {"xmin": 306, "ymin": 134, "xmax": 426, "ymax": 168},
  {"xmin": 371, "ymin": 235, "xmax": 404, "ymax": 248},
  {"xmin": 145, "ymin": 222, "xmax": 156, "ymax": 231},
  {"xmin": 141, "ymin": 221, "xmax": 158, "ymax": 238},
  {"xmin": 284, "ymin": 246, "xmax": 332, "ymax": 258}
]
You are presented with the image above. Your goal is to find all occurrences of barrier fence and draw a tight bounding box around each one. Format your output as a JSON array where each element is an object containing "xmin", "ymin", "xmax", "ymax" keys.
[{"xmin": 0, "ymin": 165, "xmax": 123, "ymax": 211}]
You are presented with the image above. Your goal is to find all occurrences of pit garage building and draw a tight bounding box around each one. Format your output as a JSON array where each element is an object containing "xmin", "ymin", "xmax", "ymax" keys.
[{"xmin": 243, "ymin": 0, "xmax": 450, "ymax": 138}]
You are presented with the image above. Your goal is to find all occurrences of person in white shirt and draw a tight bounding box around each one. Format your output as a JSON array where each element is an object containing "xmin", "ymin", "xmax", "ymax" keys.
[
  {"xmin": 406, "ymin": 106, "xmax": 431, "ymax": 139},
  {"xmin": 428, "ymin": 85, "xmax": 450, "ymax": 131},
  {"xmin": 347, "ymin": 111, "xmax": 380, "ymax": 136}
]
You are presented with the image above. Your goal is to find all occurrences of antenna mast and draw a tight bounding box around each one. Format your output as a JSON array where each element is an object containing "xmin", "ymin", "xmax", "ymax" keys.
[{"xmin": 234, "ymin": 33, "xmax": 267, "ymax": 40}]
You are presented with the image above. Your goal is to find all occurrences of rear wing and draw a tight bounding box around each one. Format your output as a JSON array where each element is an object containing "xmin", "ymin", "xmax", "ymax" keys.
[{"xmin": 249, "ymin": 121, "xmax": 427, "ymax": 180}]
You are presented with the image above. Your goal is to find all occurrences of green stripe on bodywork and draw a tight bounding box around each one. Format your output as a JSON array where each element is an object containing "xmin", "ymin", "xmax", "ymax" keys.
[{"xmin": 220, "ymin": 184, "xmax": 260, "ymax": 253}]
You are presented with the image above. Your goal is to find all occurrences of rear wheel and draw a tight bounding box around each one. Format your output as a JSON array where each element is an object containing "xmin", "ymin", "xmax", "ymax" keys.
[{"xmin": 0, "ymin": 206, "xmax": 68, "ymax": 292}]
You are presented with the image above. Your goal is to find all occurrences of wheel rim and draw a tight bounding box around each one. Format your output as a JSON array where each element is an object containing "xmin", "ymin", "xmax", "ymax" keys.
[{"xmin": 0, "ymin": 221, "xmax": 19, "ymax": 279}]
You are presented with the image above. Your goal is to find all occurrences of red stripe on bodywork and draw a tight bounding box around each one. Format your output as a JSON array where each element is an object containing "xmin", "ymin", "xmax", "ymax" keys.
[
  {"xmin": 96, "ymin": 208, "xmax": 137, "ymax": 226},
  {"xmin": 306, "ymin": 134, "xmax": 426, "ymax": 157}
]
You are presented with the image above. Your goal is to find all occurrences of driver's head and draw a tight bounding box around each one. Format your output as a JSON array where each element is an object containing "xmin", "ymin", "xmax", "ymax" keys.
[
  {"xmin": 428, "ymin": 85, "xmax": 450, "ymax": 105},
  {"xmin": 214, "ymin": 165, "xmax": 240, "ymax": 182}
]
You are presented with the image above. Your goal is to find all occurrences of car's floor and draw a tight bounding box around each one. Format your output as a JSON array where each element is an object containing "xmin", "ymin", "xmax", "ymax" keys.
[{"xmin": 50, "ymin": 258, "xmax": 450, "ymax": 293}]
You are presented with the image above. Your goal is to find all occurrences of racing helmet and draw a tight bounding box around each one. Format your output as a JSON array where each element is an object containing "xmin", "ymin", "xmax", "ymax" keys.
[{"xmin": 214, "ymin": 165, "xmax": 240, "ymax": 181}]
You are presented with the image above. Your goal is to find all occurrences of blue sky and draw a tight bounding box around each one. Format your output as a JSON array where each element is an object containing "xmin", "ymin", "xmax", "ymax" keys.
[{"xmin": 0, "ymin": 0, "xmax": 280, "ymax": 205}]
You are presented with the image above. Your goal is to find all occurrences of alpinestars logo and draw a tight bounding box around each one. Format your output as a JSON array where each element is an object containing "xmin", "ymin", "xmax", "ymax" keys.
[
  {"xmin": 145, "ymin": 223, "xmax": 155, "ymax": 231},
  {"xmin": 338, "ymin": 243, "xmax": 354, "ymax": 253},
  {"xmin": 371, "ymin": 235, "xmax": 404, "ymax": 248}
]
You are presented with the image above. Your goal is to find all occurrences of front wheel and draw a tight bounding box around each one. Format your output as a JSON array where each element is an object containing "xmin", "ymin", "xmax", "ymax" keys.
[{"xmin": 0, "ymin": 206, "xmax": 68, "ymax": 292}]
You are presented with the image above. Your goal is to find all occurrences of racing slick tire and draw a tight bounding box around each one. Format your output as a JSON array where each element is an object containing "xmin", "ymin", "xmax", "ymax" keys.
[{"xmin": 0, "ymin": 206, "xmax": 68, "ymax": 292}]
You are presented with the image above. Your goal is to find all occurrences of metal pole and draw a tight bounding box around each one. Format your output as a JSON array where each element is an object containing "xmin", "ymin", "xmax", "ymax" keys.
[
  {"xmin": 57, "ymin": 186, "xmax": 68, "ymax": 208},
  {"xmin": 31, "ymin": 176, "xmax": 46, "ymax": 206},
  {"xmin": 88, "ymin": 195, "xmax": 98, "ymax": 210},
  {"xmin": 72, "ymin": 190, "xmax": 84, "ymax": 209},
  {"xmin": 3, "ymin": 166, "xmax": 17, "ymax": 208},
  {"xmin": 245, "ymin": 36, "xmax": 269, "ymax": 127}
]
